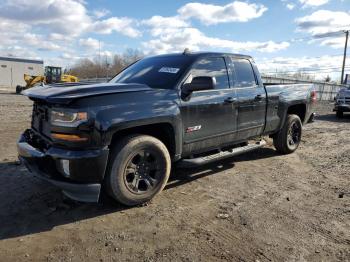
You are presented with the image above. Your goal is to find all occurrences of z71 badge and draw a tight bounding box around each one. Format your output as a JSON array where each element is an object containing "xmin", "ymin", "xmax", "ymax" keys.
[{"xmin": 186, "ymin": 125, "xmax": 202, "ymax": 133}]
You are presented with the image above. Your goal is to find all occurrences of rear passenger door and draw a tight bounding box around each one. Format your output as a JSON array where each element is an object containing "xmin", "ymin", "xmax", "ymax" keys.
[
  {"xmin": 229, "ymin": 58, "xmax": 267, "ymax": 139},
  {"xmin": 180, "ymin": 56, "xmax": 237, "ymax": 154}
]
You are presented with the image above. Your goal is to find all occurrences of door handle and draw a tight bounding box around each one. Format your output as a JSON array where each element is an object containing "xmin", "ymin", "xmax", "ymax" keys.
[
  {"xmin": 224, "ymin": 97, "xmax": 237, "ymax": 104},
  {"xmin": 254, "ymin": 94, "xmax": 263, "ymax": 101}
]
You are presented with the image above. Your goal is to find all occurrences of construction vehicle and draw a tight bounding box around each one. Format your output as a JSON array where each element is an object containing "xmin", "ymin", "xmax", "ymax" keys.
[{"xmin": 16, "ymin": 66, "xmax": 78, "ymax": 94}]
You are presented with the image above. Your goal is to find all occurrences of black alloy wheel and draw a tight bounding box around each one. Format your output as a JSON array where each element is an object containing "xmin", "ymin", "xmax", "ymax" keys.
[
  {"xmin": 105, "ymin": 135, "xmax": 171, "ymax": 206},
  {"xmin": 287, "ymin": 121, "xmax": 301, "ymax": 147},
  {"xmin": 124, "ymin": 149, "xmax": 162, "ymax": 194}
]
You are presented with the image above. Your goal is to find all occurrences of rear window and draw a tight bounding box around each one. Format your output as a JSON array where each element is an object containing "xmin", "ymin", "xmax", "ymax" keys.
[
  {"xmin": 232, "ymin": 59, "xmax": 257, "ymax": 88},
  {"xmin": 110, "ymin": 56, "xmax": 194, "ymax": 89}
]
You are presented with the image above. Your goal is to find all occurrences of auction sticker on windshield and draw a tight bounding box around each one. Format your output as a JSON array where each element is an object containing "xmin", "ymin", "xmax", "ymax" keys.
[{"xmin": 159, "ymin": 67, "xmax": 180, "ymax": 74}]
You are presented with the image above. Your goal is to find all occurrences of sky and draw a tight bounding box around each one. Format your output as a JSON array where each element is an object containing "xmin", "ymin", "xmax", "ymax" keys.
[{"xmin": 0, "ymin": 0, "xmax": 349, "ymax": 80}]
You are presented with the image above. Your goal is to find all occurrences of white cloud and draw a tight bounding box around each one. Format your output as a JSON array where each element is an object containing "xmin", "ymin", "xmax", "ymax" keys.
[
  {"xmin": 48, "ymin": 33, "xmax": 71, "ymax": 41},
  {"xmin": 0, "ymin": 0, "xmax": 140, "ymax": 62},
  {"xmin": 286, "ymin": 4, "xmax": 295, "ymax": 10},
  {"xmin": 142, "ymin": 15, "xmax": 189, "ymax": 29},
  {"xmin": 296, "ymin": 10, "xmax": 350, "ymax": 35},
  {"xmin": 91, "ymin": 17, "xmax": 141, "ymax": 37},
  {"xmin": 142, "ymin": 15, "xmax": 190, "ymax": 38},
  {"xmin": 79, "ymin": 38, "xmax": 102, "ymax": 50},
  {"xmin": 100, "ymin": 50, "xmax": 114, "ymax": 59},
  {"xmin": 142, "ymin": 26, "xmax": 289, "ymax": 54},
  {"xmin": 22, "ymin": 33, "xmax": 61, "ymax": 51},
  {"xmin": 320, "ymin": 37, "xmax": 345, "ymax": 49},
  {"xmin": 60, "ymin": 52, "xmax": 75, "ymax": 60},
  {"xmin": 92, "ymin": 8, "xmax": 110, "ymax": 19},
  {"xmin": 257, "ymin": 54, "xmax": 346, "ymax": 81},
  {"xmin": 1, "ymin": 46, "xmax": 39, "ymax": 59},
  {"xmin": 0, "ymin": 0, "xmax": 91, "ymax": 36},
  {"xmin": 0, "ymin": 0, "xmax": 140, "ymax": 38},
  {"xmin": 0, "ymin": 18, "xmax": 34, "ymax": 57},
  {"xmin": 0, "ymin": 0, "xmax": 290, "ymax": 68},
  {"xmin": 141, "ymin": 2, "xmax": 285, "ymax": 55},
  {"xmin": 296, "ymin": 10, "xmax": 350, "ymax": 48},
  {"xmin": 281, "ymin": 0, "xmax": 295, "ymax": 10},
  {"xmin": 0, "ymin": 18, "xmax": 29, "ymax": 47},
  {"xmin": 299, "ymin": 0, "xmax": 329, "ymax": 8},
  {"xmin": 0, "ymin": 18, "xmax": 61, "ymax": 55},
  {"xmin": 178, "ymin": 1, "xmax": 267, "ymax": 25}
]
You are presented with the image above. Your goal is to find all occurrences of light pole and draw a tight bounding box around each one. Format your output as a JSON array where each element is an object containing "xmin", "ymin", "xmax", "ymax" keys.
[{"xmin": 341, "ymin": 30, "xmax": 349, "ymax": 84}]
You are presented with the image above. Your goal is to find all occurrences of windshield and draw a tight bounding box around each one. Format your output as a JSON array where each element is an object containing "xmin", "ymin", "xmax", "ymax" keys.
[{"xmin": 109, "ymin": 55, "xmax": 194, "ymax": 89}]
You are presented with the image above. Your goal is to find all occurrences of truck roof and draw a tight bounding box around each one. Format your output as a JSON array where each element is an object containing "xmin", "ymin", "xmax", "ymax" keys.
[{"xmin": 148, "ymin": 51, "xmax": 252, "ymax": 60}]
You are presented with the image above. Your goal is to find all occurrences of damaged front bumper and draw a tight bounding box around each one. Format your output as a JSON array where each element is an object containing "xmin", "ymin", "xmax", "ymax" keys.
[{"xmin": 17, "ymin": 129, "xmax": 109, "ymax": 203}]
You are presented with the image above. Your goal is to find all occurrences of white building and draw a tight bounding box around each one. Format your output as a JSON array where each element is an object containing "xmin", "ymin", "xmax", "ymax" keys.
[{"xmin": 0, "ymin": 57, "xmax": 44, "ymax": 92}]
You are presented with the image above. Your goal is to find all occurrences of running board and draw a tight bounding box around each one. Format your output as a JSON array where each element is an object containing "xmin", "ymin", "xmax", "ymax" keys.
[{"xmin": 177, "ymin": 140, "xmax": 266, "ymax": 168}]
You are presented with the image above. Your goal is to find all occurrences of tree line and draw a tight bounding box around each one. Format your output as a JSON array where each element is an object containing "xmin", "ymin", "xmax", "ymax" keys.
[
  {"xmin": 67, "ymin": 49, "xmax": 144, "ymax": 80},
  {"xmin": 68, "ymin": 49, "xmax": 334, "ymax": 83}
]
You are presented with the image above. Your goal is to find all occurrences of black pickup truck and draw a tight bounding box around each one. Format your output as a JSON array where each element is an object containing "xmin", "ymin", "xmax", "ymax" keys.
[{"xmin": 18, "ymin": 52, "xmax": 316, "ymax": 206}]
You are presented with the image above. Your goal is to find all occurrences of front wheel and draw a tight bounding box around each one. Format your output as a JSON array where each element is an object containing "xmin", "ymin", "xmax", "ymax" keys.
[
  {"xmin": 105, "ymin": 135, "xmax": 171, "ymax": 206},
  {"xmin": 273, "ymin": 114, "xmax": 302, "ymax": 154},
  {"xmin": 16, "ymin": 85, "xmax": 23, "ymax": 94}
]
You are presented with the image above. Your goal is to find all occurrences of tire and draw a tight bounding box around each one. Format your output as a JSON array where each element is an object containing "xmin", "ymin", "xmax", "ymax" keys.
[
  {"xmin": 273, "ymin": 114, "xmax": 302, "ymax": 154},
  {"xmin": 336, "ymin": 111, "xmax": 344, "ymax": 118},
  {"xmin": 105, "ymin": 135, "xmax": 171, "ymax": 206},
  {"xmin": 16, "ymin": 85, "xmax": 23, "ymax": 94}
]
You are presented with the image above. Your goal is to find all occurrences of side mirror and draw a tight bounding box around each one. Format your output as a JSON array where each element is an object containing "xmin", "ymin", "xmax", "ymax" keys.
[{"xmin": 181, "ymin": 76, "xmax": 215, "ymax": 100}]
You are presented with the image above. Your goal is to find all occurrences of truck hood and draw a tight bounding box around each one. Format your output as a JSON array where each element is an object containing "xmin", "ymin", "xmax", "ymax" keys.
[{"xmin": 23, "ymin": 82, "xmax": 152, "ymax": 104}]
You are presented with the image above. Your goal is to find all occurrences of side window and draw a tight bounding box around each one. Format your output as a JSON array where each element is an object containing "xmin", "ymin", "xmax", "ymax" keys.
[
  {"xmin": 232, "ymin": 59, "xmax": 257, "ymax": 88},
  {"xmin": 190, "ymin": 57, "xmax": 229, "ymax": 89}
]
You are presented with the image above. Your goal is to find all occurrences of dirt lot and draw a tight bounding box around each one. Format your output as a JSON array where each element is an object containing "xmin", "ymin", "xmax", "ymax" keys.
[{"xmin": 0, "ymin": 93, "xmax": 349, "ymax": 262}]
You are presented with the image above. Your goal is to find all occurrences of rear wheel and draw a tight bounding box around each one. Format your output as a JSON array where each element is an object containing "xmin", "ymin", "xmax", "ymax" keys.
[
  {"xmin": 336, "ymin": 111, "xmax": 344, "ymax": 118},
  {"xmin": 105, "ymin": 135, "xmax": 171, "ymax": 206},
  {"xmin": 273, "ymin": 114, "xmax": 302, "ymax": 154}
]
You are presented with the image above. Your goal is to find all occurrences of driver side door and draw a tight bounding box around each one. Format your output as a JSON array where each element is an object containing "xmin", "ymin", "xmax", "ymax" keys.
[{"xmin": 179, "ymin": 56, "xmax": 237, "ymax": 155}]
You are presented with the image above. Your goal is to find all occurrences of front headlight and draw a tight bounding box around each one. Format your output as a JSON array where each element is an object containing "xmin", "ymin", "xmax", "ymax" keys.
[{"xmin": 51, "ymin": 110, "xmax": 88, "ymax": 127}]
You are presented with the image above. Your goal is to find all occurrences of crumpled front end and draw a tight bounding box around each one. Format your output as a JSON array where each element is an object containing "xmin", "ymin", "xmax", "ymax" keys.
[{"xmin": 17, "ymin": 129, "xmax": 109, "ymax": 202}]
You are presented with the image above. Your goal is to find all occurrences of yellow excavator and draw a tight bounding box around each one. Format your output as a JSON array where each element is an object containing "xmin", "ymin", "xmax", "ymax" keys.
[{"xmin": 16, "ymin": 66, "xmax": 78, "ymax": 94}]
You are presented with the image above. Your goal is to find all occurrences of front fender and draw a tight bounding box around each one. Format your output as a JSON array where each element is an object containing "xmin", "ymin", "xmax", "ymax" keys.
[{"xmin": 95, "ymin": 97, "xmax": 183, "ymax": 158}]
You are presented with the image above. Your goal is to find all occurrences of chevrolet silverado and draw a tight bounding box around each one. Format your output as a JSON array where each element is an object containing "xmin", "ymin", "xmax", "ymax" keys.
[{"xmin": 17, "ymin": 51, "xmax": 316, "ymax": 206}]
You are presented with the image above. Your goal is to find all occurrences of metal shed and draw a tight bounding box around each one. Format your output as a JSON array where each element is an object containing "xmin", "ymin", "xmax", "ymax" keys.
[{"xmin": 0, "ymin": 57, "xmax": 44, "ymax": 92}]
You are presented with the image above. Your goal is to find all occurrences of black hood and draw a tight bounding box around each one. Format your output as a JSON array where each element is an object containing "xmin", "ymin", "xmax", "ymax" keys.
[{"xmin": 23, "ymin": 82, "xmax": 152, "ymax": 104}]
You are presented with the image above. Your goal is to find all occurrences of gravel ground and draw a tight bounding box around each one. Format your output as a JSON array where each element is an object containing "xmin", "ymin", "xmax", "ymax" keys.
[{"xmin": 0, "ymin": 93, "xmax": 349, "ymax": 262}]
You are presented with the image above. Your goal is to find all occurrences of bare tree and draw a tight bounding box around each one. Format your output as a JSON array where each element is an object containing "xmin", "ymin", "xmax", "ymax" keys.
[
  {"xmin": 67, "ymin": 49, "xmax": 144, "ymax": 79},
  {"xmin": 122, "ymin": 48, "xmax": 144, "ymax": 66},
  {"xmin": 68, "ymin": 59, "xmax": 99, "ymax": 79},
  {"xmin": 324, "ymin": 75, "xmax": 331, "ymax": 82},
  {"xmin": 290, "ymin": 71, "xmax": 316, "ymax": 81}
]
